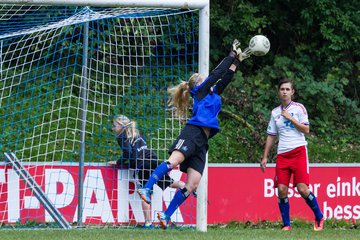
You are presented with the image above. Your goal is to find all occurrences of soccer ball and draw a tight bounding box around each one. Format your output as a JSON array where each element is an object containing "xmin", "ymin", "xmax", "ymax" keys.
[{"xmin": 249, "ymin": 35, "xmax": 270, "ymax": 56}]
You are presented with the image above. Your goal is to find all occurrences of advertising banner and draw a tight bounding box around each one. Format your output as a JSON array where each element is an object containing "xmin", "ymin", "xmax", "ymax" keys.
[
  {"xmin": 208, "ymin": 164, "xmax": 360, "ymax": 223},
  {"xmin": 0, "ymin": 164, "xmax": 194, "ymax": 224},
  {"xmin": 0, "ymin": 163, "xmax": 358, "ymax": 224}
]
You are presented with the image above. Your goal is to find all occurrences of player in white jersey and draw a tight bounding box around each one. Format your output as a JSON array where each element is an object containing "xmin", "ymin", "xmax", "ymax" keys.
[
  {"xmin": 260, "ymin": 77, "xmax": 324, "ymax": 231},
  {"xmin": 267, "ymin": 100, "xmax": 309, "ymax": 154}
]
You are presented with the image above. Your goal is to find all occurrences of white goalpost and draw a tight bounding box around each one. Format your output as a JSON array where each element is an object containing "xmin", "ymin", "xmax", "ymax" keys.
[{"xmin": 0, "ymin": 0, "xmax": 209, "ymax": 231}]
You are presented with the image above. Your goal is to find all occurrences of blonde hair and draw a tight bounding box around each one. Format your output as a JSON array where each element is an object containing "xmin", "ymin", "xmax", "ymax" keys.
[
  {"xmin": 114, "ymin": 115, "xmax": 140, "ymax": 144},
  {"xmin": 167, "ymin": 73, "xmax": 200, "ymax": 119}
]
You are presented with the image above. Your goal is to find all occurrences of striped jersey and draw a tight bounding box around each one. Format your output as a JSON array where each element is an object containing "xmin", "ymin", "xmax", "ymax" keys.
[{"xmin": 267, "ymin": 101, "xmax": 309, "ymax": 154}]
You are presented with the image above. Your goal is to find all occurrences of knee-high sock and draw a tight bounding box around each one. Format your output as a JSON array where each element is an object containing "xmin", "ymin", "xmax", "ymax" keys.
[
  {"xmin": 278, "ymin": 197, "xmax": 290, "ymax": 226},
  {"xmin": 144, "ymin": 162, "xmax": 172, "ymax": 190},
  {"xmin": 305, "ymin": 192, "xmax": 323, "ymax": 221},
  {"xmin": 164, "ymin": 187, "xmax": 190, "ymax": 218}
]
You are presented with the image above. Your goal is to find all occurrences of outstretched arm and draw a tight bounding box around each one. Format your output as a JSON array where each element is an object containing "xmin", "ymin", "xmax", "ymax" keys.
[
  {"xmin": 204, "ymin": 56, "xmax": 236, "ymax": 86},
  {"xmin": 214, "ymin": 65, "xmax": 237, "ymax": 95},
  {"xmin": 198, "ymin": 39, "xmax": 248, "ymax": 96},
  {"xmin": 195, "ymin": 56, "xmax": 237, "ymax": 100}
]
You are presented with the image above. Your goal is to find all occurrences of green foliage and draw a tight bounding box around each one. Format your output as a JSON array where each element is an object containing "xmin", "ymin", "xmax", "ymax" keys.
[
  {"xmin": 1, "ymin": 3, "xmax": 359, "ymax": 164},
  {"xmin": 209, "ymin": 0, "xmax": 360, "ymax": 163}
]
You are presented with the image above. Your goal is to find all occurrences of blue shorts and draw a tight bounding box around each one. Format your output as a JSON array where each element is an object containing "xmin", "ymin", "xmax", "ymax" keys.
[{"xmin": 168, "ymin": 124, "xmax": 209, "ymax": 175}]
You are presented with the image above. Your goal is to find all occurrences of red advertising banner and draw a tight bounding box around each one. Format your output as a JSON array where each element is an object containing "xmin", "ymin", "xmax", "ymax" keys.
[
  {"xmin": 0, "ymin": 164, "xmax": 195, "ymax": 225},
  {"xmin": 0, "ymin": 163, "xmax": 359, "ymax": 225},
  {"xmin": 208, "ymin": 164, "xmax": 360, "ymax": 223}
]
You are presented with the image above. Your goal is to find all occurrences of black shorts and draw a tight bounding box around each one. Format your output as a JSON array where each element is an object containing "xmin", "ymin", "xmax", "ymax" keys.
[
  {"xmin": 168, "ymin": 124, "xmax": 209, "ymax": 175},
  {"xmin": 132, "ymin": 157, "xmax": 173, "ymax": 191}
]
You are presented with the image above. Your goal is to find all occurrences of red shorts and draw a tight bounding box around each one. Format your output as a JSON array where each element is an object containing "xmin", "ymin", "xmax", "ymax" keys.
[{"xmin": 275, "ymin": 146, "xmax": 309, "ymax": 187}]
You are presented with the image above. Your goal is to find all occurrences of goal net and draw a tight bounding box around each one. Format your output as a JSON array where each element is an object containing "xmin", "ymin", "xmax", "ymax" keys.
[{"xmin": 0, "ymin": 2, "xmax": 209, "ymax": 229}]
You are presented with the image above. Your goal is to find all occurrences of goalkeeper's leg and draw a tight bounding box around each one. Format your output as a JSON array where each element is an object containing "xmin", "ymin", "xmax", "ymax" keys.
[
  {"xmin": 158, "ymin": 168, "xmax": 200, "ymax": 229},
  {"xmin": 138, "ymin": 151, "xmax": 184, "ymax": 204}
]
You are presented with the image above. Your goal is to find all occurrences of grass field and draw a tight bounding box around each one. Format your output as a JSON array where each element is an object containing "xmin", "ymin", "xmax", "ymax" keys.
[
  {"xmin": 0, "ymin": 228, "xmax": 357, "ymax": 240},
  {"xmin": 0, "ymin": 226, "xmax": 358, "ymax": 240}
]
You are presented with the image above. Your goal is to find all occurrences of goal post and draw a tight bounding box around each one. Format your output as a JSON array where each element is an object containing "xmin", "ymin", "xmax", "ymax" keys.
[{"xmin": 0, "ymin": 0, "xmax": 209, "ymax": 231}]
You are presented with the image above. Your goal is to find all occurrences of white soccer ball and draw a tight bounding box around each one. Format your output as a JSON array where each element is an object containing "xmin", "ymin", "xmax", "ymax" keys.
[{"xmin": 249, "ymin": 35, "xmax": 270, "ymax": 56}]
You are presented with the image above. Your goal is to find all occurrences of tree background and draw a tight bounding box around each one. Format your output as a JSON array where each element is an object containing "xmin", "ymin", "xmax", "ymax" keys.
[
  {"xmin": 207, "ymin": 0, "xmax": 360, "ymax": 163},
  {"xmin": 0, "ymin": 3, "xmax": 358, "ymax": 164}
]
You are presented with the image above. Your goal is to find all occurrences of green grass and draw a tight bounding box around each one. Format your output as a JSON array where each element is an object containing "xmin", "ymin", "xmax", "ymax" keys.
[
  {"xmin": 0, "ymin": 227, "xmax": 358, "ymax": 240},
  {"xmin": 0, "ymin": 220, "xmax": 359, "ymax": 240}
]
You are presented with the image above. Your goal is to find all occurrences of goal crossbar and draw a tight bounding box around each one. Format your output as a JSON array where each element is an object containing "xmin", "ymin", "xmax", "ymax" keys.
[{"xmin": 0, "ymin": 0, "xmax": 208, "ymax": 9}]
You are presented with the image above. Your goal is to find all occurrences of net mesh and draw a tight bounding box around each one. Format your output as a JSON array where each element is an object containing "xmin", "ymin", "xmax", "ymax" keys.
[{"xmin": 0, "ymin": 5, "xmax": 199, "ymax": 228}]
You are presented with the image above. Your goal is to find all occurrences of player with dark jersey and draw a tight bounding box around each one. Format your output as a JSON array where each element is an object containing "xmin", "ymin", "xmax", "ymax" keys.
[
  {"xmin": 137, "ymin": 39, "xmax": 249, "ymax": 229},
  {"xmin": 114, "ymin": 129, "xmax": 173, "ymax": 190},
  {"xmin": 110, "ymin": 115, "xmax": 185, "ymax": 228}
]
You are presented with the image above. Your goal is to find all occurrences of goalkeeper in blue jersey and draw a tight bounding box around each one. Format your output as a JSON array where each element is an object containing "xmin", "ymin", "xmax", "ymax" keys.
[
  {"xmin": 137, "ymin": 40, "xmax": 249, "ymax": 229},
  {"xmin": 109, "ymin": 115, "xmax": 185, "ymax": 229}
]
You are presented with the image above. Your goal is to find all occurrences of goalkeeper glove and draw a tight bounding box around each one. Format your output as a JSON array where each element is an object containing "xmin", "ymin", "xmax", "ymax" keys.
[
  {"xmin": 238, "ymin": 47, "xmax": 251, "ymax": 61},
  {"xmin": 230, "ymin": 39, "xmax": 251, "ymax": 62},
  {"xmin": 229, "ymin": 39, "xmax": 241, "ymax": 58}
]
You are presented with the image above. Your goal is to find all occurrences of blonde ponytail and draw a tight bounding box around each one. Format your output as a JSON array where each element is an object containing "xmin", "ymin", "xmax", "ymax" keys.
[
  {"xmin": 167, "ymin": 73, "xmax": 201, "ymax": 119},
  {"xmin": 168, "ymin": 81, "xmax": 190, "ymax": 119}
]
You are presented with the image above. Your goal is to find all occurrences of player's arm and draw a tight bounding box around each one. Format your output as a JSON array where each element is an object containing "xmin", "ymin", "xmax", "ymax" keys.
[
  {"xmin": 206, "ymin": 39, "xmax": 242, "ymax": 85},
  {"xmin": 260, "ymin": 135, "xmax": 277, "ymax": 172},
  {"xmin": 213, "ymin": 68, "xmax": 237, "ymax": 95},
  {"xmin": 207, "ymin": 39, "xmax": 251, "ymax": 95},
  {"xmin": 196, "ymin": 40, "xmax": 244, "ymax": 99},
  {"xmin": 196, "ymin": 56, "xmax": 235, "ymax": 99},
  {"xmin": 281, "ymin": 109, "xmax": 310, "ymax": 134}
]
